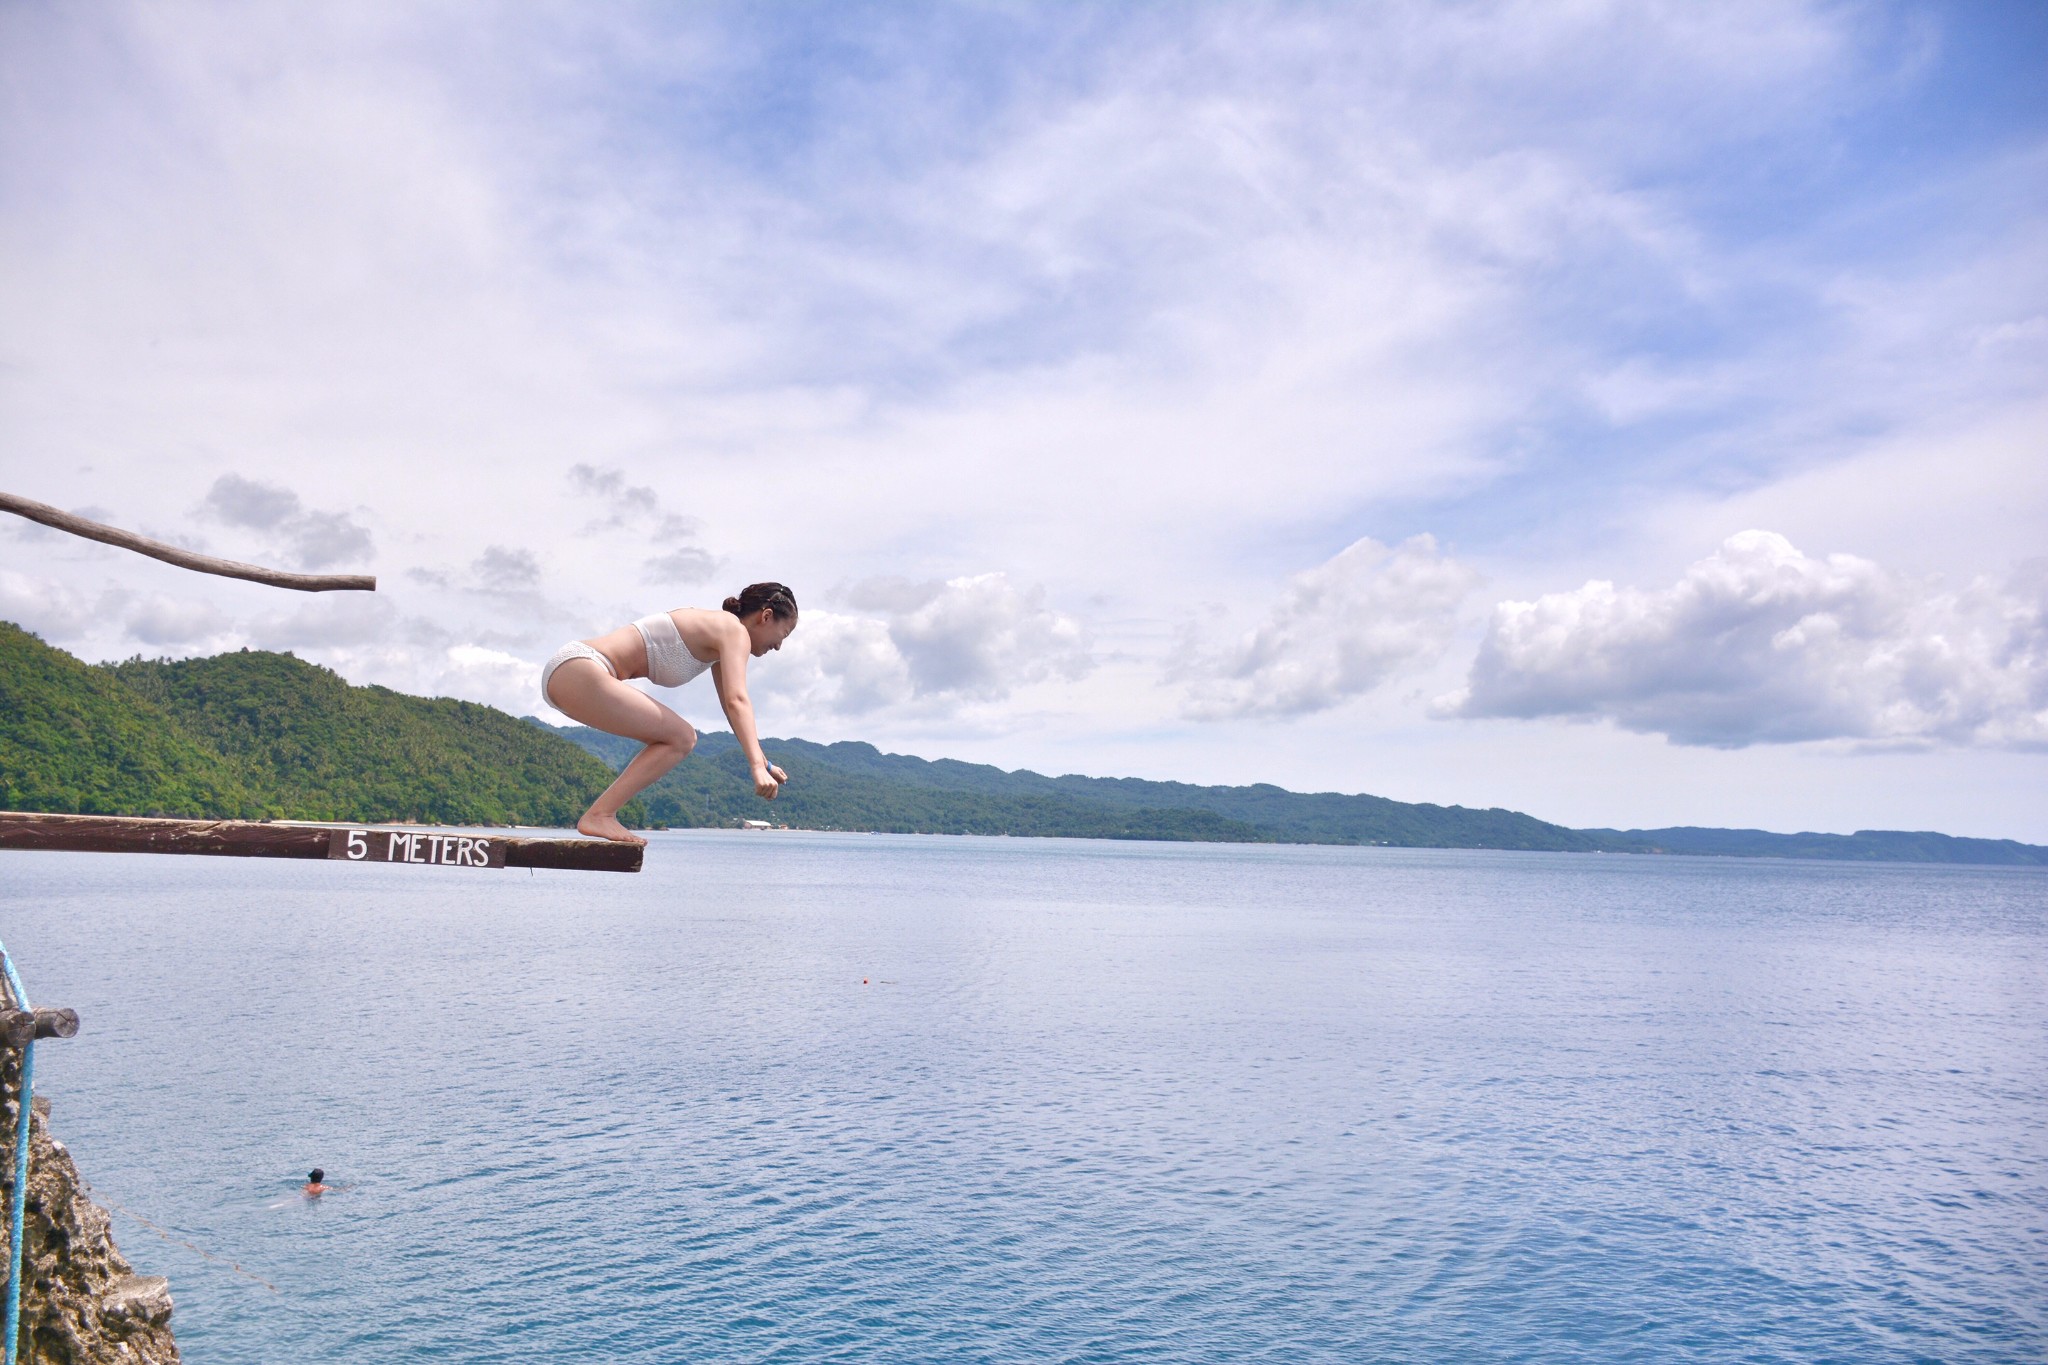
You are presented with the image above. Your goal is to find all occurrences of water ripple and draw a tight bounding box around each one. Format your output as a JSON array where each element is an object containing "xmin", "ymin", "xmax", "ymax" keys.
[{"xmin": 3, "ymin": 836, "xmax": 2043, "ymax": 1362}]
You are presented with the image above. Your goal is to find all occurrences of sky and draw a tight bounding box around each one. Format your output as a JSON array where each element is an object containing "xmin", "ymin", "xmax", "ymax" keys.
[{"xmin": 2, "ymin": 1, "xmax": 2044, "ymax": 840}]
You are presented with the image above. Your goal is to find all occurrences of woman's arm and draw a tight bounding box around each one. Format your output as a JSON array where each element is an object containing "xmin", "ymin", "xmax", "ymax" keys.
[{"xmin": 709, "ymin": 620, "xmax": 784, "ymax": 800}]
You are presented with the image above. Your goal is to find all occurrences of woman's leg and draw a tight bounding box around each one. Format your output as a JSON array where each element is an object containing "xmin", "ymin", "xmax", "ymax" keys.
[{"xmin": 545, "ymin": 658, "xmax": 698, "ymax": 844}]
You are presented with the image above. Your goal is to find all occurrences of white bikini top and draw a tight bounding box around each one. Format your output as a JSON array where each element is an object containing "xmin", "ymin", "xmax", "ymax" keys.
[{"xmin": 633, "ymin": 611, "xmax": 715, "ymax": 688}]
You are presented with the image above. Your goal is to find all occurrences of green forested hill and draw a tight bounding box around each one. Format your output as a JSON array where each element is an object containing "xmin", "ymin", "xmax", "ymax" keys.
[
  {"xmin": 110, "ymin": 650, "xmax": 620, "ymax": 825},
  {"xmin": 0, "ymin": 624, "xmax": 620, "ymax": 825},
  {"xmin": 0, "ymin": 622, "xmax": 258, "ymax": 817}
]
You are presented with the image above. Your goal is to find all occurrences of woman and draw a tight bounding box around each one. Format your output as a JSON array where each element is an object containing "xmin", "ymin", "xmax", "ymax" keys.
[{"xmin": 541, "ymin": 582, "xmax": 798, "ymax": 845}]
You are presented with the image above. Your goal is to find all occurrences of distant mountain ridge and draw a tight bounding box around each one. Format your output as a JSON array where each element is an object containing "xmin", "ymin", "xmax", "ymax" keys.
[
  {"xmin": 540, "ymin": 723, "xmax": 2048, "ymax": 867},
  {"xmin": 1579, "ymin": 825, "xmax": 2048, "ymax": 865},
  {"xmin": 1, "ymin": 622, "xmax": 2039, "ymax": 865}
]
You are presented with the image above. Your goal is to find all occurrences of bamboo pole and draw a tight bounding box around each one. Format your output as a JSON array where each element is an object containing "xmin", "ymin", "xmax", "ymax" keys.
[{"xmin": 0, "ymin": 492, "xmax": 375, "ymax": 592}]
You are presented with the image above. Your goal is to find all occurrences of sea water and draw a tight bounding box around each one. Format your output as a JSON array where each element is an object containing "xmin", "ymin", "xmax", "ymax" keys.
[{"xmin": 3, "ymin": 832, "xmax": 2044, "ymax": 1363}]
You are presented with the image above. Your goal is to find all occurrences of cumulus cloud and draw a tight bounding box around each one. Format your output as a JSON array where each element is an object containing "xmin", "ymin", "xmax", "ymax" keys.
[
  {"xmin": 568, "ymin": 464, "xmax": 661, "ymax": 527},
  {"xmin": 473, "ymin": 544, "xmax": 541, "ymax": 589},
  {"xmin": 760, "ymin": 573, "xmax": 1093, "ymax": 719},
  {"xmin": 197, "ymin": 474, "xmax": 374, "ymax": 571},
  {"xmin": 247, "ymin": 594, "xmax": 423, "ymax": 652},
  {"xmin": 755, "ymin": 612, "xmax": 917, "ymax": 718},
  {"xmin": 567, "ymin": 464, "xmax": 721, "ymax": 585},
  {"xmin": 125, "ymin": 595, "xmax": 232, "ymax": 648},
  {"xmin": 0, "ymin": 571, "xmax": 109, "ymax": 640},
  {"xmin": 200, "ymin": 475, "xmax": 299, "ymax": 530},
  {"xmin": 1443, "ymin": 531, "xmax": 2048, "ymax": 748},
  {"xmin": 435, "ymin": 644, "xmax": 540, "ymax": 712},
  {"xmin": 852, "ymin": 572, "xmax": 1093, "ymax": 700},
  {"xmin": 646, "ymin": 545, "xmax": 717, "ymax": 584},
  {"xmin": 1178, "ymin": 535, "xmax": 1479, "ymax": 720}
]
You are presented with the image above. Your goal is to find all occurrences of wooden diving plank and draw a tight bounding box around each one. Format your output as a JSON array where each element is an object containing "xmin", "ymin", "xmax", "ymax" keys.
[{"xmin": 0, "ymin": 812, "xmax": 642, "ymax": 874}]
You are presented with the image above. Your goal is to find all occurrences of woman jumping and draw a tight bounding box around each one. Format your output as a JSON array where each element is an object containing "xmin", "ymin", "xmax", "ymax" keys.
[{"xmin": 541, "ymin": 582, "xmax": 799, "ymax": 844}]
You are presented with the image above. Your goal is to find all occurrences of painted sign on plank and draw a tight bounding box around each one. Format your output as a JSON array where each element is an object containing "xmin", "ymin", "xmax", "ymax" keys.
[{"xmin": 326, "ymin": 827, "xmax": 507, "ymax": 869}]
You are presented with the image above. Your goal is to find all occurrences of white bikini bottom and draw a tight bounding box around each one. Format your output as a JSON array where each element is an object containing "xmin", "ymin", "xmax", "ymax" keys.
[{"xmin": 540, "ymin": 641, "xmax": 616, "ymax": 710}]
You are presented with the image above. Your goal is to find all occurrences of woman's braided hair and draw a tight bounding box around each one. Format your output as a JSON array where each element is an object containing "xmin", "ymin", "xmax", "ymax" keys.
[{"xmin": 723, "ymin": 582, "xmax": 798, "ymax": 621}]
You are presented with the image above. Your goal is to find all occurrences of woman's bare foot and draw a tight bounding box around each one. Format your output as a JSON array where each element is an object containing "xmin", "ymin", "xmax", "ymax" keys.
[{"xmin": 577, "ymin": 811, "xmax": 647, "ymax": 845}]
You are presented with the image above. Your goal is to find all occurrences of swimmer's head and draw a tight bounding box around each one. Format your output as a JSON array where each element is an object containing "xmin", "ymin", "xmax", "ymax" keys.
[{"xmin": 308, "ymin": 1168, "xmax": 324, "ymax": 1184}]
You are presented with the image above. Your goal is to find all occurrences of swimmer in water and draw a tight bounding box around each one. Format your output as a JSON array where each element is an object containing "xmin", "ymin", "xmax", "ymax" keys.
[
  {"xmin": 539, "ymin": 583, "xmax": 799, "ymax": 845},
  {"xmin": 303, "ymin": 1168, "xmax": 330, "ymax": 1197}
]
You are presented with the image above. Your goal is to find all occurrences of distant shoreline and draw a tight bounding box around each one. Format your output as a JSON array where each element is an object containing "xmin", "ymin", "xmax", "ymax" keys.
[
  {"xmin": 534, "ymin": 722, "xmax": 2048, "ymax": 869},
  {"xmin": 642, "ymin": 823, "xmax": 2048, "ymax": 870}
]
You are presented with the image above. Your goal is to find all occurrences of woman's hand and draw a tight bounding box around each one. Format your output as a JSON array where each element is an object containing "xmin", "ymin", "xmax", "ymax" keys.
[{"xmin": 753, "ymin": 762, "xmax": 787, "ymax": 800}]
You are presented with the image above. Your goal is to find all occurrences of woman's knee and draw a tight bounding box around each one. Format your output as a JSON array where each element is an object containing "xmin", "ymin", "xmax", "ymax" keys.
[{"xmin": 661, "ymin": 718, "xmax": 698, "ymax": 754}]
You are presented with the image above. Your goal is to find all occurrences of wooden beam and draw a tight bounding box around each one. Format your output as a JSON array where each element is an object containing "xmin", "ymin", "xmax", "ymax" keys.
[
  {"xmin": 0, "ymin": 812, "xmax": 642, "ymax": 874},
  {"xmin": 0, "ymin": 1008, "xmax": 78, "ymax": 1048},
  {"xmin": 0, "ymin": 491, "xmax": 376, "ymax": 593}
]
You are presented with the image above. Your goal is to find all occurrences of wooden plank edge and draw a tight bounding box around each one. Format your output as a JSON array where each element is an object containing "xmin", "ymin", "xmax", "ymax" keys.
[{"xmin": 0, "ymin": 812, "xmax": 643, "ymax": 874}]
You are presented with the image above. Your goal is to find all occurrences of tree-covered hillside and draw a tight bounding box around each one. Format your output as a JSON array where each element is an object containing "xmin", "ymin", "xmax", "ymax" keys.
[
  {"xmin": 0, "ymin": 624, "xmax": 622, "ymax": 826},
  {"xmin": 0, "ymin": 621, "xmax": 257, "ymax": 817},
  {"xmin": 111, "ymin": 649, "xmax": 622, "ymax": 826}
]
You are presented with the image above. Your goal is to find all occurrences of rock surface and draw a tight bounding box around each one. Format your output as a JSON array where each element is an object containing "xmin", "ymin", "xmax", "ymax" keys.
[{"xmin": 3, "ymin": 1049, "xmax": 179, "ymax": 1364}]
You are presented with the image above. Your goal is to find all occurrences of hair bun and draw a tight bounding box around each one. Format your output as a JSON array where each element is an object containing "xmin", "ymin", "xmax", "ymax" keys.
[{"xmin": 725, "ymin": 582, "xmax": 798, "ymax": 620}]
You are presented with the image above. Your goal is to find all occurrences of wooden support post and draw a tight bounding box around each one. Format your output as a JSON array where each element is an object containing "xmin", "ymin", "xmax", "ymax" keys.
[
  {"xmin": 0, "ymin": 1010, "xmax": 75, "ymax": 1049},
  {"xmin": 0, "ymin": 812, "xmax": 643, "ymax": 874}
]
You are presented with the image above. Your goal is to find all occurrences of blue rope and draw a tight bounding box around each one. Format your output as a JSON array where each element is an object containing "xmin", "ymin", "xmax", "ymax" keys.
[{"xmin": 1, "ymin": 940, "xmax": 31, "ymax": 1365}]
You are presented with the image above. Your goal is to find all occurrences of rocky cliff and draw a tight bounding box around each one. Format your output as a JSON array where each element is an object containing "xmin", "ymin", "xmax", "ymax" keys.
[{"xmin": 3, "ymin": 1048, "xmax": 177, "ymax": 1365}]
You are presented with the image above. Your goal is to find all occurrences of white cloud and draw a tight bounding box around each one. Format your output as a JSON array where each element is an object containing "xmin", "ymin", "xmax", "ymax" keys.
[
  {"xmin": 869, "ymin": 572, "xmax": 1093, "ymax": 700},
  {"xmin": 248, "ymin": 594, "xmax": 414, "ymax": 651},
  {"xmin": 645, "ymin": 545, "xmax": 717, "ymax": 585},
  {"xmin": 1179, "ymin": 534, "xmax": 1479, "ymax": 720},
  {"xmin": 755, "ymin": 611, "xmax": 915, "ymax": 720},
  {"xmin": 568, "ymin": 464, "xmax": 662, "ymax": 530},
  {"xmin": 472, "ymin": 544, "xmax": 540, "ymax": 589},
  {"xmin": 200, "ymin": 474, "xmax": 300, "ymax": 530},
  {"xmin": 124, "ymin": 594, "xmax": 232, "ymax": 649},
  {"xmin": 435, "ymin": 643, "xmax": 539, "ymax": 713},
  {"xmin": 0, "ymin": 571, "xmax": 109, "ymax": 642},
  {"xmin": 758, "ymin": 573, "xmax": 1093, "ymax": 722},
  {"xmin": 566, "ymin": 464, "xmax": 721, "ymax": 588},
  {"xmin": 1444, "ymin": 531, "xmax": 2048, "ymax": 749},
  {"xmin": 197, "ymin": 474, "xmax": 374, "ymax": 571}
]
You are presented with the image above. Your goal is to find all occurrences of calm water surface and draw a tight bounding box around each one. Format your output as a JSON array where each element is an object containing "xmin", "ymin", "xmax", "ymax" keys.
[{"xmin": 4, "ymin": 832, "xmax": 2045, "ymax": 1363}]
